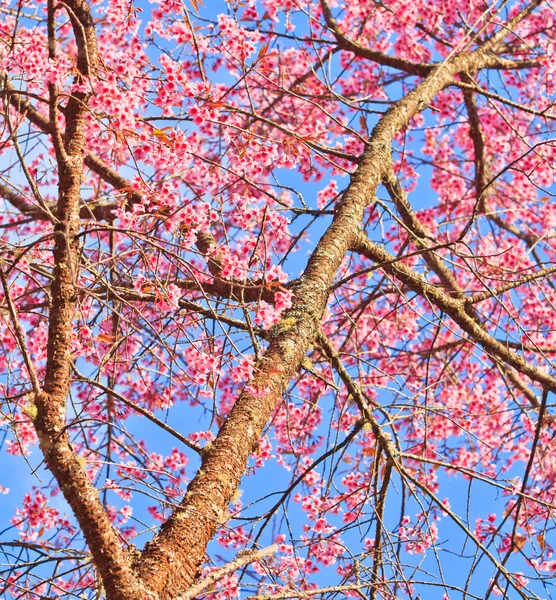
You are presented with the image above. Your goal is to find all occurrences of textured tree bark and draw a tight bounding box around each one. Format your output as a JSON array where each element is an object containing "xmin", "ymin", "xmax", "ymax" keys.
[{"xmin": 31, "ymin": 2, "xmax": 144, "ymax": 599}]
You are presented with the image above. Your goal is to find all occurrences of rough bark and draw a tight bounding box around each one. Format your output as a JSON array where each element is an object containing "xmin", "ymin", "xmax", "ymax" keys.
[{"xmin": 30, "ymin": 2, "xmax": 144, "ymax": 598}]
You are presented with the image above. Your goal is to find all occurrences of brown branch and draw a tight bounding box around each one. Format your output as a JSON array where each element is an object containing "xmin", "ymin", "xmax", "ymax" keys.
[
  {"xmin": 0, "ymin": 187, "xmax": 280, "ymax": 304},
  {"xmin": 0, "ymin": 116, "xmax": 281, "ymax": 304},
  {"xmin": 316, "ymin": 333, "xmax": 375, "ymax": 424},
  {"xmin": 480, "ymin": 54, "xmax": 543, "ymax": 70},
  {"xmin": 369, "ymin": 459, "xmax": 392, "ymax": 600},
  {"xmin": 30, "ymin": 2, "xmax": 144, "ymax": 599},
  {"xmin": 2, "ymin": 75, "xmax": 143, "ymax": 219},
  {"xmin": 351, "ymin": 231, "xmax": 556, "ymax": 393},
  {"xmin": 315, "ymin": 331, "xmax": 405, "ymax": 477},
  {"xmin": 497, "ymin": 339, "xmax": 556, "ymax": 353},
  {"xmin": 466, "ymin": 263, "xmax": 556, "ymax": 305},
  {"xmin": 319, "ymin": 0, "xmax": 432, "ymax": 77},
  {"xmin": 0, "ymin": 181, "xmax": 45, "ymax": 217},
  {"xmin": 0, "ymin": 180, "xmax": 116, "ymax": 222},
  {"xmin": 455, "ymin": 79, "xmax": 556, "ymax": 120},
  {"xmin": 173, "ymin": 545, "xmax": 278, "ymax": 600},
  {"xmin": 250, "ymin": 421, "xmax": 364, "ymax": 549},
  {"xmin": 397, "ymin": 459, "xmax": 528, "ymax": 598},
  {"xmin": 319, "ymin": 0, "xmax": 543, "ymax": 78},
  {"xmin": 103, "ymin": 285, "xmax": 270, "ymax": 338},
  {"xmin": 245, "ymin": 585, "xmax": 373, "ymax": 600},
  {"xmin": 382, "ymin": 168, "xmax": 475, "ymax": 307},
  {"xmin": 462, "ymin": 79, "xmax": 491, "ymax": 213},
  {"xmin": 317, "ymin": 327, "xmax": 528, "ymax": 598},
  {"xmin": 476, "ymin": 0, "xmax": 545, "ymax": 55},
  {"xmin": 245, "ymin": 583, "xmax": 372, "ymax": 600},
  {"xmin": 461, "ymin": 77, "xmax": 543, "ymax": 250},
  {"xmin": 2, "ymin": 92, "xmax": 57, "ymax": 222},
  {"xmin": 497, "ymin": 365, "xmax": 540, "ymax": 409}
]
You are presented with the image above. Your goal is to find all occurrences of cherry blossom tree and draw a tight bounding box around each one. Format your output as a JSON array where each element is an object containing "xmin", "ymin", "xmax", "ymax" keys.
[{"xmin": 0, "ymin": 0, "xmax": 555, "ymax": 598}]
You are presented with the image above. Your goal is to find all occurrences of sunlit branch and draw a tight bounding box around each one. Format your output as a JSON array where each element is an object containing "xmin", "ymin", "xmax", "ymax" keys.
[
  {"xmin": 382, "ymin": 167, "xmax": 474, "ymax": 304},
  {"xmin": 244, "ymin": 584, "xmax": 375, "ymax": 600},
  {"xmin": 466, "ymin": 264, "xmax": 556, "ymax": 305},
  {"xmin": 173, "ymin": 545, "xmax": 278, "ymax": 600},
  {"xmin": 319, "ymin": 0, "xmax": 432, "ymax": 77},
  {"xmin": 455, "ymin": 79, "xmax": 556, "ymax": 120},
  {"xmin": 351, "ymin": 231, "xmax": 556, "ymax": 393},
  {"xmin": 27, "ymin": 2, "xmax": 143, "ymax": 598},
  {"xmin": 102, "ymin": 285, "xmax": 269, "ymax": 338}
]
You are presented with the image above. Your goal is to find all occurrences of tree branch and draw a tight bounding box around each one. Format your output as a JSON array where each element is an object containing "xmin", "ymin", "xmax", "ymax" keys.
[
  {"xmin": 172, "ymin": 545, "xmax": 278, "ymax": 600},
  {"xmin": 319, "ymin": 0, "xmax": 432, "ymax": 76},
  {"xmin": 351, "ymin": 230, "xmax": 556, "ymax": 393},
  {"xmin": 29, "ymin": 2, "xmax": 144, "ymax": 598}
]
